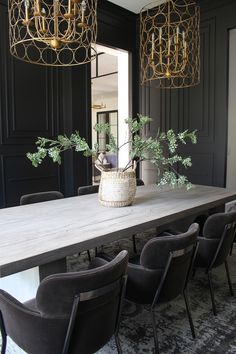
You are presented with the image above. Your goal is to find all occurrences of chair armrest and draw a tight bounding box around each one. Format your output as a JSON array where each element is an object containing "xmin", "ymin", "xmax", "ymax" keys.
[
  {"xmin": 0, "ymin": 290, "xmax": 39, "ymax": 315},
  {"xmin": 197, "ymin": 236, "xmax": 206, "ymax": 240},
  {"xmin": 157, "ymin": 229, "xmax": 182, "ymax": 236},
  {"xmin": 0, "ymin": 289, "xmax": 68, "ymax": 353},
  {"xmin": 88, "ymin": 256, "xmax": 109, "ymax": 269}
]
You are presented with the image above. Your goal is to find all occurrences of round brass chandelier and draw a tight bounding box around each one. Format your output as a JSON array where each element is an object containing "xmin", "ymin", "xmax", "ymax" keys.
[
  {"xmin": 140, "ymin": 0, "xmax": 200, "ymax": 89},
  {"xmin": 9, "ymin": 0, "xmax": 97, "ymax": 66}
]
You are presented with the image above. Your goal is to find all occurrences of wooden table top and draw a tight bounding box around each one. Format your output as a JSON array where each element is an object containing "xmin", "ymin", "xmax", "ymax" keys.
[{"xmin": 0, "ymin": 184, "xmax": 236, "ymax": 277}]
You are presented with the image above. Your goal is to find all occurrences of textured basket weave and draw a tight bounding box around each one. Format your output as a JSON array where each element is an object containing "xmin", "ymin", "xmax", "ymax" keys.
[{"xmin": 98, "ymin": 169, "xmax": 137, "ymax": 207}]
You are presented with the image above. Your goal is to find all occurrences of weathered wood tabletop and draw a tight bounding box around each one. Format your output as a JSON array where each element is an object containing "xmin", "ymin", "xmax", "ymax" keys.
[{"xmin": 0, "ymin": 184, "xmax": 236, "ymax": 277}]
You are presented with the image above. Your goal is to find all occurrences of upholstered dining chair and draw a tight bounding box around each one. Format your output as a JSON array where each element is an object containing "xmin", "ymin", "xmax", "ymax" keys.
[
  {"xmin": 20, "ymin": 190, "xmax": 64, "ymax": 205},
  {"xmin": 77, "ymin": 185, "xmax": 99, "ymax": 196},
  {"xmin": 98, "ymin": 223, "xmax": 199, "ymax": 353},
  {"xmin": 226, "ymin": 203, "xmax": 236, "ymax": 254},
  {"xmin": 136, "ymin": 178, "xmax": 145, "ymax": 186},
  {"xmin": 193, "ymin": 210, "xmax": 236, "ymax": 316},
  {"xmin": 0, "ymin": 251, "xmax": 128, "ymax": 354}
]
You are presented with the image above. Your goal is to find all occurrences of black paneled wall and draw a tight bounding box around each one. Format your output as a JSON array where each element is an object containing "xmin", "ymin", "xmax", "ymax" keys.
[
  {"xmin": 140, "ymin": 0, "xmax": 236, "ymax": 187},
  {"xmin": 4, "ymin": 0, "xmax": 231, "ymax": 204},
  {"xmin": 0, "ymin": 0, "xmax": 137, "ymax": 207},
  {"xmin": 0, "ymin": 0, "xmax": 62, "ymax": 207}
]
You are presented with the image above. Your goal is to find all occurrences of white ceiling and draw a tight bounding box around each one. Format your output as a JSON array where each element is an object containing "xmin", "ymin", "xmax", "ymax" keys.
[{"xmin": 108, "ymin": 0, "xmax": 165, "ymax": 14}]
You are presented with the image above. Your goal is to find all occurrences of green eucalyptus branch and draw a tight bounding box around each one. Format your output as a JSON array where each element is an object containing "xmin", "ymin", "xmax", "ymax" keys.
[{"xmin": 27, "ymin": 115, "xmax": 197, "ymax": 189}]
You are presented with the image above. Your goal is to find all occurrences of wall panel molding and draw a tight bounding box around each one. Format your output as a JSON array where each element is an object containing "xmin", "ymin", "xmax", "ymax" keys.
[
  {"xmin": 185, "ymin": 16, "xmax": 216, "ymax": 143},
  {"xmin": 1, "ymin": 154, "xmax": 61, "ymax": 207}
]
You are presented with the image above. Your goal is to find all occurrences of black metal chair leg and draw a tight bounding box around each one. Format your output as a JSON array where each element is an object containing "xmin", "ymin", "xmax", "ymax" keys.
[
  {"xmin": 207, "ymin": 271, "xmax": 217, "ymax": 316},
  {"xmin": 151, "ymin": 309, "xmax": 160, "ymax": 354},
  {"xmin": 87, "ymin": 250, "xmax": 91, "ymax": 262},
  {"xmin": 132, "ymin": 235, "xmax": 137, "ymax": 254},
  {"xmin": 192, "ymin": 268, "xmax": 196, "ymax": 278},
  {"xmin": 230, "ymin": 242, "xmax": 233, "ymax": 256},
  {"xmin": 62, "ymin": 295, "xmax": 80, "ymax": 354},
  {"xmin": 0, "ymin": 336, "xmax": 6, "ymax": 354},
  {"xmin": 183, "ymin": 290, "xmax": 195, "ymax": 339},
  {"xmin": 225, "ymin": 260, "xmax": 234, "ymax": 297},
  {"xmin": 0, "ymin": 312, "xmax": 7, "ymax": 354},
  {"xmin": 230, "ymin": 235, "xmax": 235, "ymax": 256},
  {"xmin": 114, "ymin": 334, "xmax": 122, "ymax": 354}
]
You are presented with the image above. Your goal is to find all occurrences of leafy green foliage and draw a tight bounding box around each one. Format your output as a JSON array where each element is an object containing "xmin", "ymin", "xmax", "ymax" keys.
[
  {"xmin": 27, "ymin": 133, "xmax": 95, "ymax": 167},
  {"xmin": 27, "ymin": 115, "xmax": 197, "ymax": 189}
]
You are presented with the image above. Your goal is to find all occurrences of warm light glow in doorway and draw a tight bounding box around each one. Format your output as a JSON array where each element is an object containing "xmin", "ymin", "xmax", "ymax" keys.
[{"xmin": 91, "ymin": 44, "xmax": 130, "ymax": 183}]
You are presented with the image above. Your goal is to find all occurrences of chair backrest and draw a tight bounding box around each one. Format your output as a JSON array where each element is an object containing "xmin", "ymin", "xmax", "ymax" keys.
[
  {"xmin": 136, "ymin": 178, "xmax": 144, "ymax": 186},
  {"xmin": 20, "ymin": 191, "xmax": 64, "ymax": 205},
  {"xmin": 139, "ymin": 223, "xmax": 199, "ymax": 303},
  {"xmin": 77, "ymin": 185, "xmax": 99, "ymax": 196},
  {"xmin": 226, "ymin": 202, "xmax": 236, "ymax": 213},
  {"xmin": 153, "ymin": 242, "xmax": 197, "ymax": 305},
  {"xmin": 105, "ymin": 153, "xmax": 118, "ymax": 168},
  {"xmin": 202, "ymin": 211, "xmax": 236, "ymax": 268},
  {"xmin": 36, "ymin": 250, "xmax": 128, "ymax": 354}
]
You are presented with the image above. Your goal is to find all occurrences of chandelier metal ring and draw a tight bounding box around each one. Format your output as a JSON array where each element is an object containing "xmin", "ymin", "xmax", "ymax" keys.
[{"xmin": 9, "ymin": 0, "xmax": 97, "ymax": 66}]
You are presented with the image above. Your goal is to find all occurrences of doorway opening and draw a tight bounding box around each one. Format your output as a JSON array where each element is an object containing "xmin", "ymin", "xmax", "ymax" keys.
[{"xmin": 91, "ymin": 44, "xmax": 130, "ymax": 184}]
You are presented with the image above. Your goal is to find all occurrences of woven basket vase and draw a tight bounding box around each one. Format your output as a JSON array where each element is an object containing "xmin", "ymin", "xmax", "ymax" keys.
[{"xmin": 98, "ymin": 169, "xmax": 137, "ymax": 207}]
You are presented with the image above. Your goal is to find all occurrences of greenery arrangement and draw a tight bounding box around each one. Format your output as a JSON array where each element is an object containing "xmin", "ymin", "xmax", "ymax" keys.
[{"xmin": 27, "ymin": 115, "xmax": 197, "ymax": 189}]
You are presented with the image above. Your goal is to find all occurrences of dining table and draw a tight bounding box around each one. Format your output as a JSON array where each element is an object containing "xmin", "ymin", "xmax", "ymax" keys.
[{"xmin": 0, "ymin": 184, "xmax": 236, "ymax": 301}]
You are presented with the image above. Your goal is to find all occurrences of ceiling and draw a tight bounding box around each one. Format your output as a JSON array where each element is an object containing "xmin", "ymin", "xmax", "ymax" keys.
[{"xmin": 108, "ymin": 0, "xmax": 165, "ymax": 14}]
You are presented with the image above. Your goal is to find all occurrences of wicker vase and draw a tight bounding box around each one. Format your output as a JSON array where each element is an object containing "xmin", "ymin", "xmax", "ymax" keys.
[{"xmin": 98, "ymin": 168, "xmax": 137, "ymax": 207}]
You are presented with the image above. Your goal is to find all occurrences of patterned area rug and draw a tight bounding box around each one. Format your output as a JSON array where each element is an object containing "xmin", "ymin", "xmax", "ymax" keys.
[{"xmin": 2, "ymin": 230, "xmax": 236, "ymax": 354}]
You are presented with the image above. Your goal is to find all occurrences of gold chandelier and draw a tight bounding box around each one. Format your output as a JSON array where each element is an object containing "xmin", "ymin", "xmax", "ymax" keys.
[
  {"xmin": 92, "ymin": 103, "xmax": 106, "ymax": 109},
  {"xmin": 9, "ymin": 0, "xmax": 97, "ymax": 66},
  {"xmin": 140, "ymin": 0, "xmax": 200, "ymax": 89}
]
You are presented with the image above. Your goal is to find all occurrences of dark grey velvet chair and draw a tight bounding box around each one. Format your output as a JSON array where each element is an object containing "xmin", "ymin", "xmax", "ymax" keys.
[
  {"xmin": 136, "ymin": 178, "xmax": 144, "ymax": 186},
  {"xmin": 0, "ymin": 251, "xmax": 128, "ymax": 354},
  {"xmin": 194, "ymin": 210, "xmax": 236, "ymax": 315},
  {"xmin": 126, "ymin": 223, "xmax": 199, "ymax": 353},
  {"xmin": 227, "ymin": 203, "xmax": 236, "ymax": 254},
  {"xmin": 20, "ymin": 191, "xmax": 64, "ymax": 205},
  {"xmin": 99, "ymin": 224, "xmax": 199, "ymax": 353},
  {"xmin": 77, "ymin": 185, "xmax": 99, "ymax": 196}
]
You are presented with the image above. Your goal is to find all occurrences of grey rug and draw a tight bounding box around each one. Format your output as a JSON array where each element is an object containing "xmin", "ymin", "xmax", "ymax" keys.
[{"xmin": 2, "ymin": 230, "xmax": 236, "ymax": 354}]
